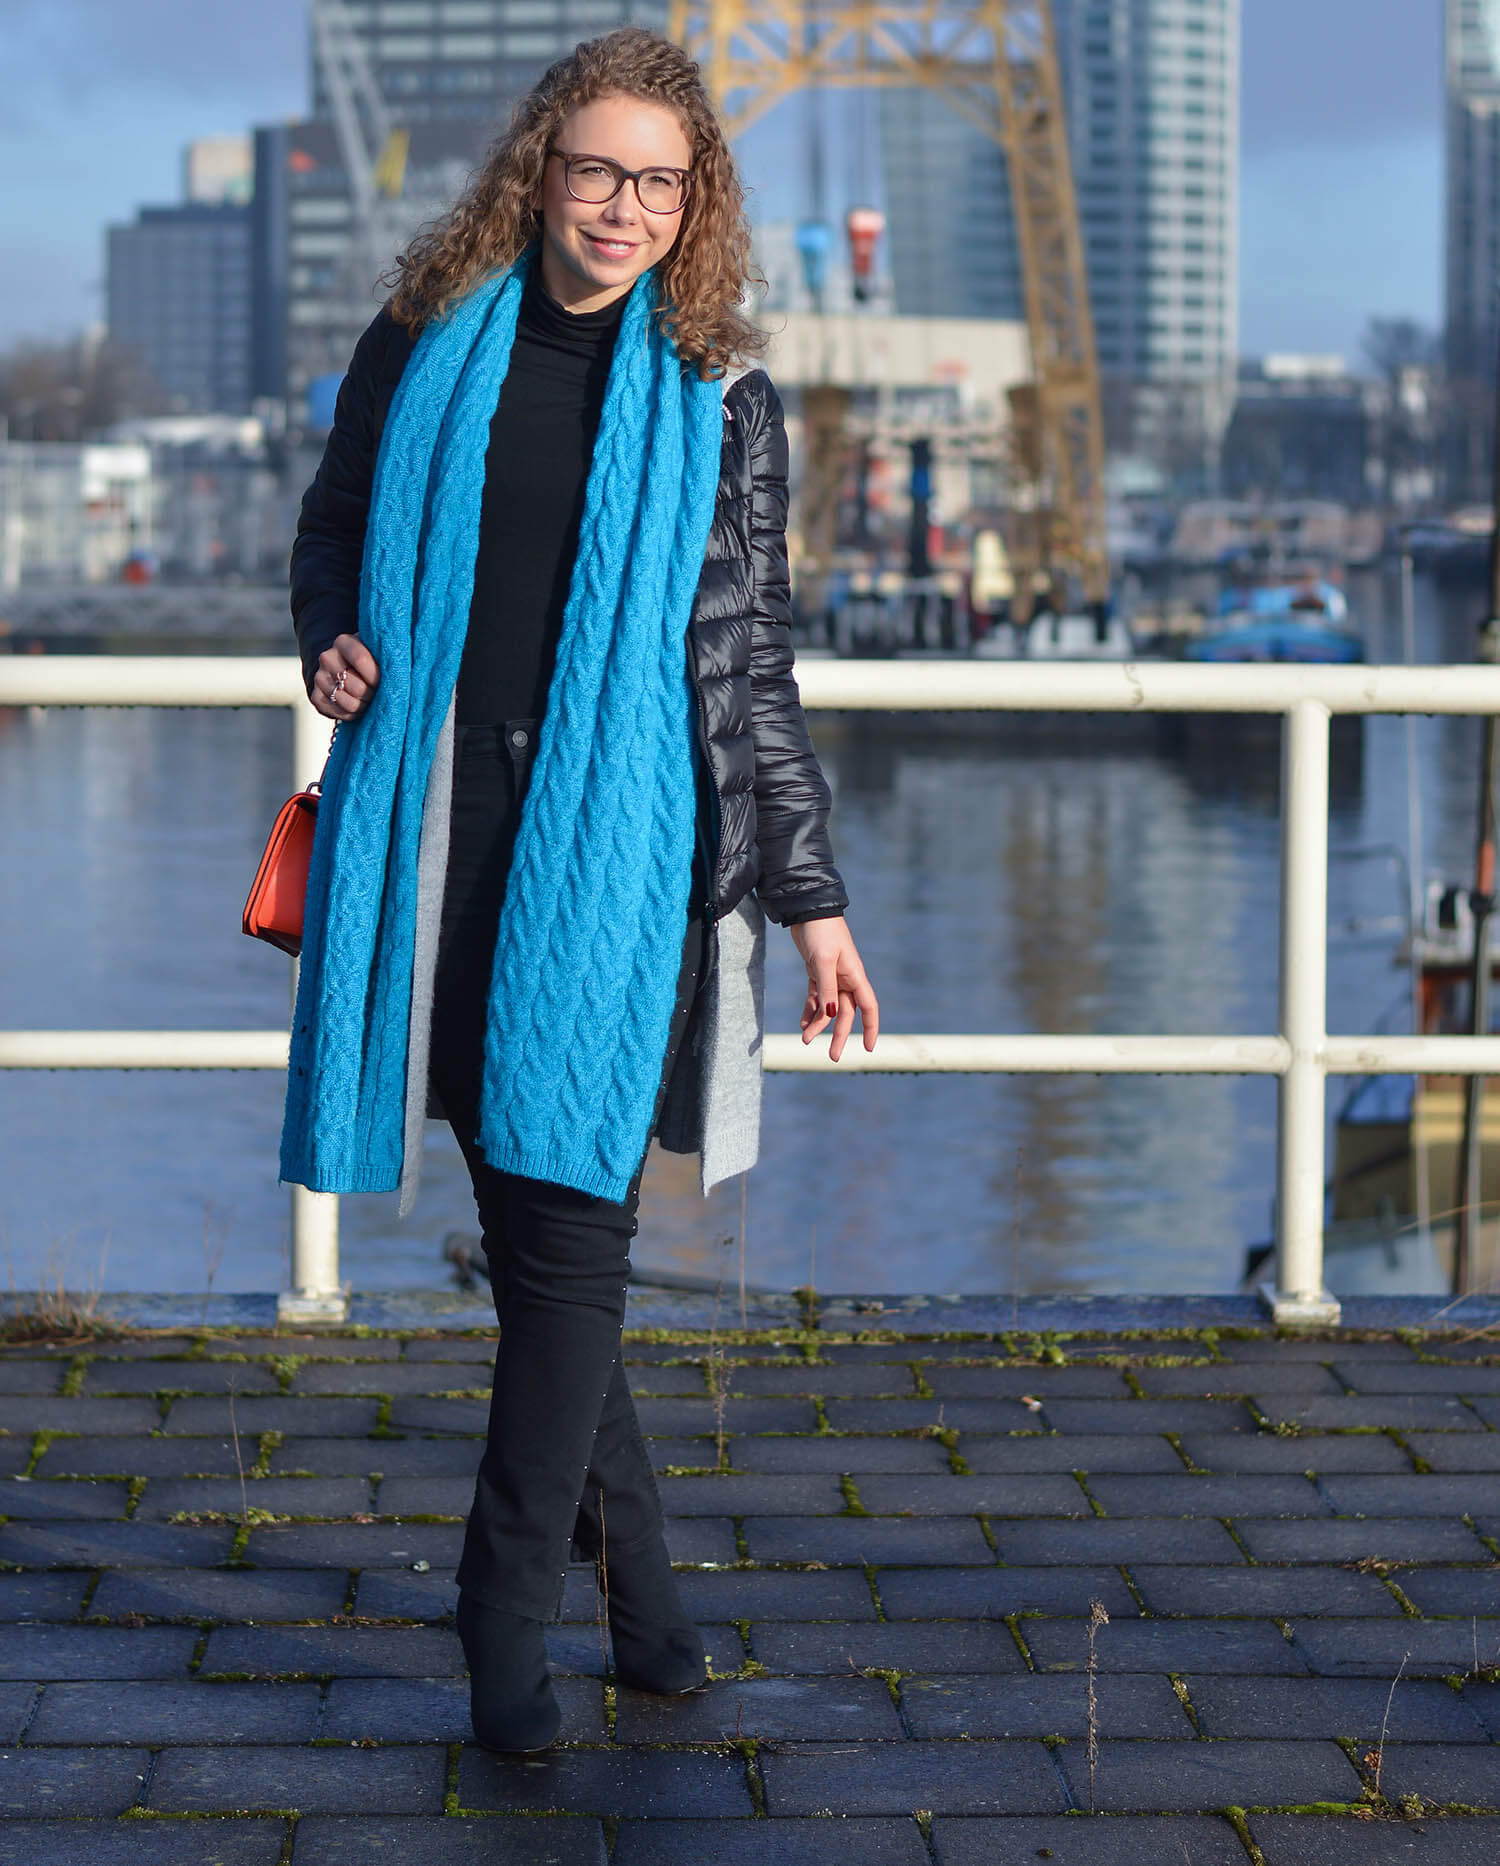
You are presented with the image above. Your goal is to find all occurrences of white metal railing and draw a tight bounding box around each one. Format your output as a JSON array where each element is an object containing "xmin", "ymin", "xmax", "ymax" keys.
[
  {"xmin": 0, "ymin": 658, "xmax": 338, "ymax": 1323},
  {"xmin": 5, "ymin": 654, "xmax": 1500, "ymax": 1325}
]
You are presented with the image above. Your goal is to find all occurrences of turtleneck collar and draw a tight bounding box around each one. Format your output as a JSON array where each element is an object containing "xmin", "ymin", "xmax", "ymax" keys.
[{"xmin": 522, "ymin": 263, "xmax": 631, "ymax": 348}]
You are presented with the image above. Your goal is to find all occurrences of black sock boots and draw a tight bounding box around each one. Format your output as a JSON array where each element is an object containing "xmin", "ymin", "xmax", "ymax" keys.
[
  {"xmin": 456, "ymin": 1593, "xmax": 562, "ymax": 1753},
  {"xmin": 601, "ymin": 1528, "xmax": 707, "ymax": 1695}
]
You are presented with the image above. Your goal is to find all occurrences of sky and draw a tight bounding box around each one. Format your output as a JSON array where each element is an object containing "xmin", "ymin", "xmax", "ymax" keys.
[{"xmin": 0, "ymin": 0, "xmax": 1448, "ymax": 364}]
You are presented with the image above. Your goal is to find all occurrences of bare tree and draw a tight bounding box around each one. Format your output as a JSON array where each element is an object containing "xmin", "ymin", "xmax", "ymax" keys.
[
  {"xmin": 1361, "ymin": 317, "xmax": 1440, "ymax": 512},
  {"xmin": 1362, "ymin": 317, "xmax": 1439, "ymax": 385},
  {"xmin": 0, "ymin": 336, "xmax": 169, "ymax": 442}
]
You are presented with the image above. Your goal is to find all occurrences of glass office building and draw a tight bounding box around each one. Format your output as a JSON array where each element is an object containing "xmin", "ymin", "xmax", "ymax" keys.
[
  {"xmin": 880, "ymin": 0, "xmax": 1240, "ymax": 474},
  {"xmin": 1446, "ymin": 0, "xmax": 1500, "ymax": 494},
  {"xmin": 308, "ymin": 0, "xmax": 668, "ymax": 122},
  {"xmin": 107, "ymin": 205, "xmax": 254, "ymax": 414}
]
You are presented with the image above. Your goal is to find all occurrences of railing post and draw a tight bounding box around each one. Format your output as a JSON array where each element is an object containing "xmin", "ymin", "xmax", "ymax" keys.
[
  {"xmin": 278, "ymin": 698, "xmax": 348, "ymax": 1326},
  {"xmin": 281, "ymin": 1186, "xmax": 345, "ymax": 1324},
  {"xmin": 1265, "ymin": 697, "xmax": 1340, "ymax": 1326}
]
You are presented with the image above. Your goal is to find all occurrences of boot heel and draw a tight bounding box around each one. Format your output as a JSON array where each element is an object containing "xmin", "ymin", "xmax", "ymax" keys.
[
  {"xmin": 602, "ymin": 1531, "xmax": 708, "ymax": 1696},
  {"xmin": 456, "ymin": 1593, "xmax": 562, "ymax": 1752}
]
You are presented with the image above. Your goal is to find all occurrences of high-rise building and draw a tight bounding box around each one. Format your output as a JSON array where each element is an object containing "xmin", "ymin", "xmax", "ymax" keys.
[
  {"xmin": 1445, "ymin": 0, "xmax": 1500, "ymax": 497},
  {"xmin": 106, "ymin": 204, "xmax": 253, "ymax": 414},
  {"xmin": 250, "ymin": 126, "xmax": 293, "ymax": 408},
  {"xmin": 877, "ymin": 88, "xmax": 1023, "ymax": 323},
  {"xmin": 879, "ymin": 0, "xmax": 1240, "ymax": 483},
  {"xmin": 258, "ymin": 115, "xmax": 488, "ymax": 412},
  {"xmin": 1056, "ymin": 0, "xmax": 1239, "ymax": 402},
  {"xmin": 308, "ymin": 0, "xmax": 666, "ymax": 124}
]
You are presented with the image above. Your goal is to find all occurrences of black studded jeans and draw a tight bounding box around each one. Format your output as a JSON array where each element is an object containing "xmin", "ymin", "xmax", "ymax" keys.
[{"xmin": 429, "ymin": 720, "xmax": 707, "ymax": 1623}]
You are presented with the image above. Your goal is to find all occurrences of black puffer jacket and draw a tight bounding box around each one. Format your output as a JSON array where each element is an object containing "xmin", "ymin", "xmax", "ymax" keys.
[{"xmin": 290, "ymin": 308, "xmax": 847, "ymax": 929}]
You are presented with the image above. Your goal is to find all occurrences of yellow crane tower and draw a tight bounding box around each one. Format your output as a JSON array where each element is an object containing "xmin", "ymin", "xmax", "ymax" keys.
[{"xmin": 667, "ymin": 0, "xmax": 1110, "ymax": 610}]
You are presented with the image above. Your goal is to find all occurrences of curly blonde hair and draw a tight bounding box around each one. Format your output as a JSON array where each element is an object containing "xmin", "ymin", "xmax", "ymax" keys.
[{"xmin": 383, "ymin": 27, "xmax": 766, "ymax": 380}]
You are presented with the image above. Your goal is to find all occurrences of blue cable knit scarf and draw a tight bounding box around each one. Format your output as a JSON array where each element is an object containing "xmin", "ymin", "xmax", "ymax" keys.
[{"xmin": 280, "ymin": 251, "xmax": 724, "ymax": 1202}]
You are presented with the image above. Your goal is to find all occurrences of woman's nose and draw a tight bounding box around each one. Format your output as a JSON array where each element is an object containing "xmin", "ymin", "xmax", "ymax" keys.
[{"xmin": 602, "ymin": 186, "xmax": 642, "ymax": 224}]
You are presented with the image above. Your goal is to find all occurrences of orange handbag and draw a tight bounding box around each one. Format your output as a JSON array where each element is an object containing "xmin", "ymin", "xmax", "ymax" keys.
[{"xmin": 242, "ymin": 726, "xmax": 336, "ymax": 957}]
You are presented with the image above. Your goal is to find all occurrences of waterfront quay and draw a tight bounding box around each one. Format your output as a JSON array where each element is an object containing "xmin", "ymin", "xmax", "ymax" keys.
[{"xmin": 1, "ymin": 1292, "xmax": 1499, "ymax": 1862}]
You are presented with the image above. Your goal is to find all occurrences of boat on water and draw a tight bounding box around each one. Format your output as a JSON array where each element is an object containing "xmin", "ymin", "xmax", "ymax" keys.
[
  {"xmin": 971, "ymin": 604, "xmax": 1136, "ymax": 661},
  {"xmin": 1184, "ymin": 574, "xmax": 1365, "ymax": 665},
  {"xmin": 1313, "ymin": 881, "xmax": 1500, "ymax": 1298}
]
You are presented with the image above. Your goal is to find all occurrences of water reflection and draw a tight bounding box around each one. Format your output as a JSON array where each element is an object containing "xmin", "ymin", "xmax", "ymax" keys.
[{"xmin": 0, "ymin": 568, "xmax": 1488, "ymax": 1294}]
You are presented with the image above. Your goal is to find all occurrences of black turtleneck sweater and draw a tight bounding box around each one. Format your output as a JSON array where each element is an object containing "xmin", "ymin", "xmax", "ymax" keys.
[{"xmin": 458, "ymin": 267, "xmax": 627, "ymax": 725}]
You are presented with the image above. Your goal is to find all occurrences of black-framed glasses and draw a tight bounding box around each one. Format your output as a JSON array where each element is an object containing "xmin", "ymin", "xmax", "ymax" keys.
[{"xmin": 547, "ymin": 148, "xmax": 692, "ymax": 215}]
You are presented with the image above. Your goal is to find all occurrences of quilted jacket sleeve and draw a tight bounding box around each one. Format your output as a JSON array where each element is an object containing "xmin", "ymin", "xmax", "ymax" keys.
[
  {"xmin": 742, "ymin": 372, "xmax": 850, "ymax": 927},
  {"xmin": 289, "ymin": 308, "xmax": 398, "ymax": 698}
]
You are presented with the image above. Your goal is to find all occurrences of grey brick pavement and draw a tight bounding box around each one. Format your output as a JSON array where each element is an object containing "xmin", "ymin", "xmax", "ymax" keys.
[
  {"xmin": 931, "ymin": 1816, "xmax": 1252, "ymax": 1865},
  {"xmin": 1247, "ymin": 1815, "xmax": 1500, "ymax": 1864},
  {"xmin": 613, "ymin": 1817, "xmax": 926, "ymax": 1865},
  {"xmin": 0, "ymin": 1820, "xmax": 286, "ymax": 1866},
  {"xmin": 0, "ymin": 1574, "xmax": 89, "ymax": 1621},
  {"xmin": 2, "ymin": 1319, "xmax": 1499, "ymax": 1860}
]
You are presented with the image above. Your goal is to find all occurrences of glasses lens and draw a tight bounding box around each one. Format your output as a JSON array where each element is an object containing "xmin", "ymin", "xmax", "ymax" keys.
[
  {"xmin": 637, "ymin": 170, "xmax": 688, "ymax": 212},
  {"xmin": 565, "ymin": 158, "xmax": 621, "ymax": 203}
]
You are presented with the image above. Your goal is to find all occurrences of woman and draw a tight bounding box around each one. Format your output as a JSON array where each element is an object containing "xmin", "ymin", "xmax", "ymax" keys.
[{"xmin": 282, "ymin": 26, "xmax": 878, "ymax": 1754}]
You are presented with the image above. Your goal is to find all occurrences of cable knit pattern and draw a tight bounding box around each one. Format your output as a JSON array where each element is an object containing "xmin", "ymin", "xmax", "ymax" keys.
[{"xmin": 280, "ymin": 251, "xmax": 721, "ymax": 1201}]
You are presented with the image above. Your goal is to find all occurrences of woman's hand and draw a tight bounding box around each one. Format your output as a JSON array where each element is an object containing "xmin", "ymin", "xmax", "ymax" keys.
[
  {"xmin": 311, "ymin": 633, "xmax": 381, "ymax": 721},
  {"xmin": 789, "ymin": 915, "xmax": 879, "ymax": 1062}
]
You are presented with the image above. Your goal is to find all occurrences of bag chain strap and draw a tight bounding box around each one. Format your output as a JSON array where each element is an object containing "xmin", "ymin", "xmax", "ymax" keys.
[{"xmin": 308, "ymin": 720, "xmax": 339, "ymax": 796}]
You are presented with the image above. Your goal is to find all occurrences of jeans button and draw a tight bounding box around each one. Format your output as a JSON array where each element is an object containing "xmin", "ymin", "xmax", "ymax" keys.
[{"xmin": 511, "ymin": 728, "xmax": 529, "ymax": 748}]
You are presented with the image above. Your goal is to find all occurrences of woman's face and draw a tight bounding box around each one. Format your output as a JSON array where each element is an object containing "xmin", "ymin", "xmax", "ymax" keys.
[{"xmin": 538, "ymin": 95, "xmax": 693, "ymax": 314}]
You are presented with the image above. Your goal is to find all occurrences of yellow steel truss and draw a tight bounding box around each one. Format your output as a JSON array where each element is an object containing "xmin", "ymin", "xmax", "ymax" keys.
[{"xmin": 669, "ymin": 0, "xmax": 1109, "ymax": 602}]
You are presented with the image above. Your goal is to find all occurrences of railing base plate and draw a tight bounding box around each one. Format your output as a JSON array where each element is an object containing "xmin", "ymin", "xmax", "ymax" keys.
[
  {"xmin": 1257, "ymin": 1281, "xmax": 1341, "ymax": 1328},
  {"xmin": 276, "ymin": 1287, "xmax": 350, "ymax": 1326}
]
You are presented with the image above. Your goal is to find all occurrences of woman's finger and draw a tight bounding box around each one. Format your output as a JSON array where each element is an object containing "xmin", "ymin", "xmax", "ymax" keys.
[
  {"xmin": 335, "ymin": 634, "xmax": 380, "ymax": 687},
  {"xmin": 827, "ymin": 987, "xmax": 858, "ymax": 1063},
  {"xmin": 806, "ymin": 963, "xmax": 839, "ymax": 1044},
  {"xmin": 316, "ymin": 664, "xmax": 372, "ymax": 718},
  {"xmin": 856, "ymin": 975, "xmax": 880, "ymax": 1049}
]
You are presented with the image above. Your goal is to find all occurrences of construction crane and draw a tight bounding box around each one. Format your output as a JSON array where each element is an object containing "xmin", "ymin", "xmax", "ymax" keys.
[
  {"xmin": 667, "ymin": 0, "xmax": 1110, "ymax": 610},
  {"xmin": 310, "ymin": 0, "xmax": 413, "ymax": 296}
]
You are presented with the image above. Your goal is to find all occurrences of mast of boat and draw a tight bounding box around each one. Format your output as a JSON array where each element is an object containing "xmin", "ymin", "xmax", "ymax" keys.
[
  {"xmin": 1451, "ymin": 326, "xmax": 1500, "ymax": 1293},
  {"xmin": 1401, "ymin": 546, "xmax": 1432, "ymax": 1248}
]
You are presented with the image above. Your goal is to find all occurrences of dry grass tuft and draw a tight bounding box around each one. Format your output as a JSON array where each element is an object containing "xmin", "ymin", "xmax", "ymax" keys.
[{"xmin": 2, "ymin": 1231, "xmax": 120, "ymax": 1346}]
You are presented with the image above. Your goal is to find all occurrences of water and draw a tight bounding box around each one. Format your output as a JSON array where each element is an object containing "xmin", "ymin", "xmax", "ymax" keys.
[{"xmin": 0, "ymin": 568, "xmax": 1489, "ymax": 1297}]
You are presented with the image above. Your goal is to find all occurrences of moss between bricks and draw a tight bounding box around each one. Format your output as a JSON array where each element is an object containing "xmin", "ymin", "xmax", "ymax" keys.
[
  {"xmin": 1003, "ymin": 1612, "xmax": 1036, "ymax": 1669},
  {"xmin": 838, "ymin": 1475, "xmax": 869, "ymax": 1517},
  {"xmin": 120, "ymin": 1809, "xmax": 296, "ymax": 1823},
  {"xmin": 1222, "ymin": 1806, "xmax": 1269, "ymax": 1865}
]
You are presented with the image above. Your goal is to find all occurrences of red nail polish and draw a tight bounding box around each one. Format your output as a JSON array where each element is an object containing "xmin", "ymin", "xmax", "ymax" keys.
[{"xmin": 825, "ymin": 1001, "xmax": 837, "ymax": 1018}]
